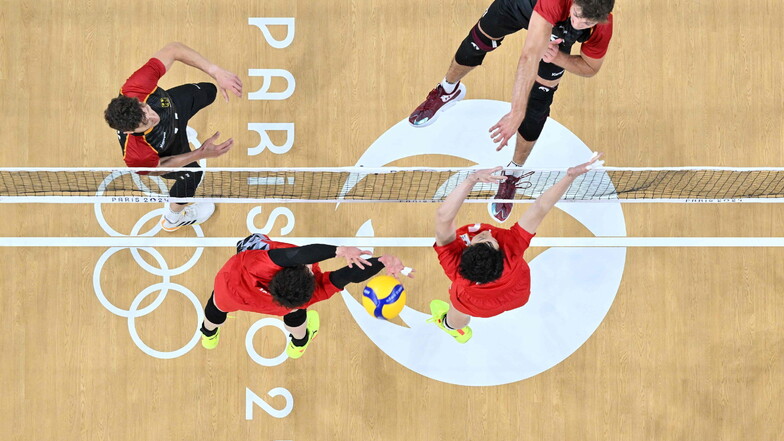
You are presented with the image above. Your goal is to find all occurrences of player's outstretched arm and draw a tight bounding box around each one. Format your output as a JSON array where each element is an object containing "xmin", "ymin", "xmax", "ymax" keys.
[
  {"xmin": 150, "ymin": 132, "xmax": 233, "ymax": 175},
  {"xmin": 378, "ymin": 255, "xmax": 415, "ymax": 279},
  {"xmin": 335, "ymin": 246, "xmax": 373, "ymax": 269},
  {"xmin": 435, "ymin": 167, "xmax": 507, "ymax": 246},
  {"xmin": 517, "ymin": 152, "xmax": 605, "ymax": 234},
  {"xmin": 267, "ymin": 244, "xmax": 371, "ymax": 268},
  {"xmin": 489, "ymin": 12, "xmax": 553, "ymax": 150},
  {"xmin": 328, "ymin": 255, "xmax": 414, "ymax": 290},
  {"xmin": 151, "ymin": 42, "xmax": 243, "ymax": 101}
]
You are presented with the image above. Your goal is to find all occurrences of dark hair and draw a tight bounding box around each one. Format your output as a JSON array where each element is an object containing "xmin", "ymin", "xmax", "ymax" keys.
[
  {"xmin": 104, "ymin": 95, "xmax": 144, "ymax": 132},
  {"xmin": 574, "ymin": 0, "xmax": 615, "ymax": 22},
  {"xmin": 268, "ymin": 266, "xmax": 316, "ymax": 308},
  {"xmin": 458, "ymin": 243, "xmax": 504, "ymax": 284}
]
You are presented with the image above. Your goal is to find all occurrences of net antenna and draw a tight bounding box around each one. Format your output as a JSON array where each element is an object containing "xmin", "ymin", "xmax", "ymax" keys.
[{"xmin": 2, "ymin": 166, "xmax": 784, "ymax": 203}]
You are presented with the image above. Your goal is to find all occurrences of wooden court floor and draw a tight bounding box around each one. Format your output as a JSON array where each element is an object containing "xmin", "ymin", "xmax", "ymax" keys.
[{"xmin": 1, "ymin": 0, "xmax": 783, "ymax": 440}]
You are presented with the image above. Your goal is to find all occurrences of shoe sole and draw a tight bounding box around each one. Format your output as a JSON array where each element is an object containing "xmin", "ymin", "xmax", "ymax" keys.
[
  {"xmin": 487, "ymin": 202, "xmax": 511, "ymax": 222},
  {"xmin": 160, "ymin": 218, "xmax": 199, "ymax": 232},
  {"xmin": 409, "ymin": 86, "xmax": 467, "ymax": 128},
  {"xmin": 159, "ymin": 202, "xmax": 216, "ymax": 232}
]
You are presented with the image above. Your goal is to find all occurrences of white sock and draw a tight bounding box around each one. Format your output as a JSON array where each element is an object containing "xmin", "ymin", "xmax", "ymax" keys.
[
  {"xmin": 506, "ymin": 160, "xmax": 525, "ymax": 178},
  {"xmin": 440, "ymin": 78, "xmax": 458, "ymax": 94}
]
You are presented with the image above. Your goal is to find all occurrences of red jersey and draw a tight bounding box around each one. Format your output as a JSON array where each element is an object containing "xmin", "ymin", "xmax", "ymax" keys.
[
  {"xmin": 534, "ymin": 0, "xmax": 613, "ymax": 59},
  {"xmin": 434, "ymin": 223, "xmax": 535, "ymax": 318},
  {"xmin": 115, "ymin": 58, "xmax": 179, "ymax": 172},
  {"xmin": 213, "ymin": 240, "xmax": 341, "ymax": 316}
]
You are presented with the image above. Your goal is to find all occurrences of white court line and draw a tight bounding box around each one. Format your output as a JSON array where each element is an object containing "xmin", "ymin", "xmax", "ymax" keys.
[
  {"xmin": 1, "ymin": 237, "xmax": 784, "ymax": 247},
  {"xmin": 3, "ymin": 197, "xmax": 784, "ymax": 204},
  {"xmin": 247, "ymin": 177, "xmax": 295, "ymax": 185}
]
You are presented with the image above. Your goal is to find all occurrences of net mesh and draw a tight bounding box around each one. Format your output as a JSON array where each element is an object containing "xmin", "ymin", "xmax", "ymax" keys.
[{"xmin": 2, "ymin": 167, "xmax": 784, "ymax": 202}]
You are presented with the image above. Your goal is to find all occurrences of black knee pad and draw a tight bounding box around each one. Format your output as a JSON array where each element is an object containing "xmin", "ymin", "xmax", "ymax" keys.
[
  {"xmin": 454, "ymin": 23, "xmax": 504, "ymax": 67},
  {"xmin": 538, "ymin": 61, "xmax": 566, "ymax": 81},
  {"xmin": 283, "ymin": 309, "xmax": 308, "ymax": 328},
  {"xmin": 204, "ymin": 292, "xmax": 228, "ymax": 325},
  {"xmin": 518, "ymin": 83, "xmax": 558, "ymax": 142}
]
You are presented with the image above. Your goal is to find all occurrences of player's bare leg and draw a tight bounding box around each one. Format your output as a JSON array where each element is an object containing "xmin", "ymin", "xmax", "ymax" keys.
[
  {"xmin": 491, "ymin": 75, "xmax": 561, "ymax": 222},
  {"xmin": 409, "ymin": 23, "xmax": 503, "ymax": 127},
  {"xmin": 512, "ymin": 139, "xmax": 536, "ymax": 167},
  {"xmin": 285, "ymin": 320, "xmax": 307, "ymax": 340},
  {"xmin": 444, "ymin": 58, "xmax": 475, "ymax": 85},
  {"xmin": 446, "ymin": 304, "xmax": 471, "ymax": 329},
  {"xmin": 203, "ymin": 319, "xmax": 219, "ymax": 332}
]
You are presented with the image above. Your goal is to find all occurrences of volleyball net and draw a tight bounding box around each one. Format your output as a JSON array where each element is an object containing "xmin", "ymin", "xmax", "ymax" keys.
[{"xmin": 1, "ymin": 166, "xmax": 783, "ymax": 203}]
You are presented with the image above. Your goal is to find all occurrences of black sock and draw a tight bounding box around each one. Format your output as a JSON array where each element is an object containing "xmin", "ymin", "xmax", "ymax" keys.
[
  {"xmin": 290, "ymin": 330, "xmax": 310, "ymax": 347},
  {"xmin": 200, "ymin": 323, "xmax": 218, "ymax": 337}
]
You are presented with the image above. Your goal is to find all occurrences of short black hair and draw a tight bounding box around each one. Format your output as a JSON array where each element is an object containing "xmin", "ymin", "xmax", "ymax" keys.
[
  {"xmin": 104, "ymin": 95, "xmax": 144, "ymax": 132},
  {"xmin": 458, "ymin": 243, "xmax": 505, "ymax": 284},
  {"xmin": 574, "ymin": 0, "xmax": 614, "ymax": 22},
  {"xmin": 268, "ymin": 266, "xmax": 316, "ymax": 309}
]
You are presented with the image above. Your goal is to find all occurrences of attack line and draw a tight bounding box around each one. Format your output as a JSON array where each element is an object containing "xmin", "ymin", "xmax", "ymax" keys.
[{"xmin": 1, "ymin": 237, "xmax": 783, "ymax": 247}]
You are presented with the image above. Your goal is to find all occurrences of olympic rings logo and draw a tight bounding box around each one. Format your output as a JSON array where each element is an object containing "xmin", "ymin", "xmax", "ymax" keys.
[
  {"xmin": 92, "ymin": 170, "xmax": 208, "ymax": 359},
  {"xmin": 91, "ymin": 161, "xmax": 294, "ymax": 366}
]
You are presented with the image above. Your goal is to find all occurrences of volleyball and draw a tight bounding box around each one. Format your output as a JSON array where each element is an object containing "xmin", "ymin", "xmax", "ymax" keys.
[{"xmin": 362, "ymin": 275, "xmax": 406, "ymax": 320}]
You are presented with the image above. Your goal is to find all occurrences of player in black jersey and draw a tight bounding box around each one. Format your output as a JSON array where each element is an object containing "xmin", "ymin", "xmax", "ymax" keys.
[
  {"xmin": 104, "ymin": 42, "xmax": 242, "ymax": 231},
  {"xmin": 408, "ymin": 0, "xmax": 615, "ymax": 222}
]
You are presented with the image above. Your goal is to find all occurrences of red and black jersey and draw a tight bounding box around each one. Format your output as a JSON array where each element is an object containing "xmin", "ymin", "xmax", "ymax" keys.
[
  {"xmin": 534, "ymin": 0, "xmax": 613, "ymax": 59},
  {"xmin": 115, "ymin": 58, "xmax": 179, "ymax": 170}
]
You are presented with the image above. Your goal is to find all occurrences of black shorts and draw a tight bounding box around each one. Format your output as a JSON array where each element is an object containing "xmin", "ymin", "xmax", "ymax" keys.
[
  {"xmin": 479, "ymin": 0, "xmax": 566, "ymax": 80},
  {"xmin": 160, "ymin": 83, "xmax": 216, "ymax": 194},
  {"xmin": 478, "ymin": 0, "xmax": 536, "ymax": 38}
]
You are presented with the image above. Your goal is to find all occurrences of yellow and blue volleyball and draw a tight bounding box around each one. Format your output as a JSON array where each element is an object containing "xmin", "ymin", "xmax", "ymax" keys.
[{"xmin": 362, "ymin": 275, "xmax": 406, "ymax": 320}]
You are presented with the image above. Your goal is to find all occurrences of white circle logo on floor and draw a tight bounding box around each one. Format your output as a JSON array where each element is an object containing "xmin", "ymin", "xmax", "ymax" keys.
[{"xmin": 340, "ymin": 100, "xmax": 627, "ymax": 386}]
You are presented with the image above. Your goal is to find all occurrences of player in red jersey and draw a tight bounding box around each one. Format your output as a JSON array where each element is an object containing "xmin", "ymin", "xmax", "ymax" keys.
[
  {"xmin": 200, "ymin": 234, "xmax": 414, "ymax": 358},
  {"xmin": 408, "ymin": 0, "xmax": 614, "ymax": 221},
  {"xmin": 104, "ymin": 42, "xmax": 242, "ymax": 231},
  {"xmin": 429, "ymin": 153, "xmax": 604, "ymax": 343}
]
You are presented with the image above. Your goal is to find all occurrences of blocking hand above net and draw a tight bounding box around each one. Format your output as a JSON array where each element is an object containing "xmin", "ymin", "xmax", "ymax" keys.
[{"xmin": 429, "ymin": 153, "xmax": 604, "ymax": 344}]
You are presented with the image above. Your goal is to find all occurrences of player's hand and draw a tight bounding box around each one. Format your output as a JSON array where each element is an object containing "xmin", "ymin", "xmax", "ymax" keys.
[
  {"xmin": 469, "ymin": 166, "xmax": 508, "ymax": 184},
  {"xmin": 490, "ymin": 111, "xmax": 523, "ymax": 150},
  {"xmin": 213, "ymin": 67, "xmax": 243, "ymax": 102},
  {"xmin": 197, "ymin": 131, "xmax": 234, "ymax": 159},
  {"xmin": 567, "ymin": 152, "xmax": 605, "ymax": 178},
  {"xmin": 378, "ymin": 255, "xmax": 415, "ymax": 279},
  {"xmin": 542, "ymin": 38, "xmax": 563, "ymax": 63},
  {"xmin": 336, "ymin": 246, "xmax": 373, "ymax": 269}
]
